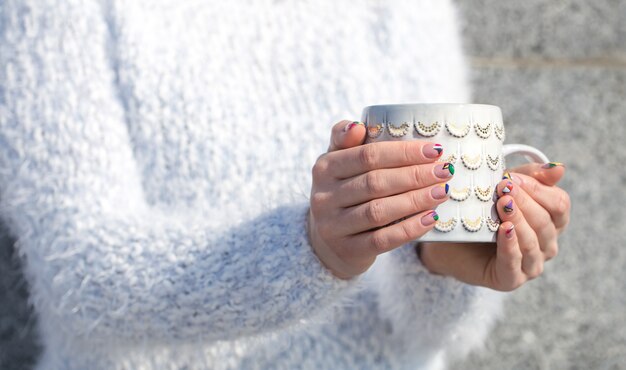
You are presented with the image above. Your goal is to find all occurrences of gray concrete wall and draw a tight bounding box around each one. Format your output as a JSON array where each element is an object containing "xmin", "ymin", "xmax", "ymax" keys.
[{"xmin": 452, "ymin": 1, "xmax": 626, "ymax": 369}]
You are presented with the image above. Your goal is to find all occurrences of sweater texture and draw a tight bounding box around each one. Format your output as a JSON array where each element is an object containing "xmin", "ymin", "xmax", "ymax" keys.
[{"xmin": 0, "ymin": 0, "xmax": 507, "ymax": 369}]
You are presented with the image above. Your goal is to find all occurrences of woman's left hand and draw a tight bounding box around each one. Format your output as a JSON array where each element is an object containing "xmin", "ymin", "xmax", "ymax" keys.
[{"xmin": 419, "ymin": 163, "xmax": 571, "ymax": 291}]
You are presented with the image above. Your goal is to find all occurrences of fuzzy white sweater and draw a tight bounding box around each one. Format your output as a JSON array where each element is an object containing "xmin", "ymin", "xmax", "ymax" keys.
[{"xmin": 0, "ymin": 0, "xmax": 508, "ymax": 369}]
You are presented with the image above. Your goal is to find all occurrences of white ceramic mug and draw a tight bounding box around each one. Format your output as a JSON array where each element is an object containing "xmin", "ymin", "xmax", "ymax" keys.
[{"xmin": 361, "ymin": 103, "xmax": 549, "ymax": 243}]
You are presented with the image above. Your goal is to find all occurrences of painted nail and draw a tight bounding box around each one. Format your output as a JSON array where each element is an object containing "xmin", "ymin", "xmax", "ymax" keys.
[
  {"xmin": 423, "ymin": 143, "xmax": 444, "ymax": 159},
  {"xmin": 503, "ymin": 199, "xmax": 514, "ymax": 213},
  {"xmin": 343, "ymin": 121, "xmax": 364, "ymax": 132},
  {"xmin": 502, "ymin": 181, "xmax": 514, "ymax": 195},
  {"xmin": 434, "ymin": 163, "xmax": 455, "ymax": 178},
  {"xmin": 421, "ymin": 211, "xmax": 439, "ymax": 226},
  {"xmin": 431, "ymin": 183, "xmax": 450, "ymax": 199},
  {"xmin": 502, "ymin": 172, "xmax": 513, "ymax": 181},
  {"xmin": 542, "ymin": 162, "xmax": 565, "ymax": 169},
  {"xmin": 505, "ymin": 224, "xmax": 515, "ymax": 239}
]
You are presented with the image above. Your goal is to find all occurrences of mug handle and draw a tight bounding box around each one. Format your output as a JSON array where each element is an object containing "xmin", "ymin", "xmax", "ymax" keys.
[{"xmin": 503, "ymin": 144, "xmax": 550, "ymax": 164}]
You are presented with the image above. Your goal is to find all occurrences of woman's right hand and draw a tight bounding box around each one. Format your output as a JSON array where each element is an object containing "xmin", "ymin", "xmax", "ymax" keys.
[{"xmin": 307, "ymin": 120, "xmax": 454, "ymax": 280}]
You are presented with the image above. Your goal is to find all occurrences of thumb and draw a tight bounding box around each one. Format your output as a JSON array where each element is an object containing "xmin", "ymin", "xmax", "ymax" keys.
[
  {"xmin": 506, "ymin": 162, "xmax": 566, "ymax": 186},
  {"xmin": 327, "ymin": 120, "xmax": 367, "ymax": 152}
]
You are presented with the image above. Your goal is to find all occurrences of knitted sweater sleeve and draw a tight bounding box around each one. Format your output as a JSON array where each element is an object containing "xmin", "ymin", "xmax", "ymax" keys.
[{"xmin": 0, "ymin": 0, "xmax": 361, "ymax": 345}]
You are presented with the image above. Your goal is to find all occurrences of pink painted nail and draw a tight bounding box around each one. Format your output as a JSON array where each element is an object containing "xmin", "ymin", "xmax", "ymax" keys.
[
  {"xmin": 505, "ymin": 224, "xmax": 515, "ymax": 239},
  {"xmin": 421, "ymin": 211, "xmax": 439, "ymax": 226},
  {"xmin": 431, "ymin": 183, "xmax": 449, "ymax": 199},
  {"xmin": 502, "ymin": 181, "xmax": 514, "ymax": 195},
  {"xmin": 434, "ymin": 163, "xmax": 455, "ymax": 178},
  {"xmin": 542, "ymin": 162, "xmax": 565, "ymax": 169},
  {"xmin": 503, "ymin": 199, "xmax": 514, "ymax": 213},
  {"xmin": 343, "ymin": 121, "xmax": 363, "ymax": 132},
  {"xmin": 422, "ymin": 143, "xmax": 444, "ymax": 159}
]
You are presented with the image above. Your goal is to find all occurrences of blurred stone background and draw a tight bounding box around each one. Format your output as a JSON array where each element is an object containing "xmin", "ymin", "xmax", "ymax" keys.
[
  {"xmin": 1, "ymin": 1, "xmax": 625, "ymax": 369},
  {"xmin": 451, "ymin": 1, "xmax": 626, "ymax": 369}
]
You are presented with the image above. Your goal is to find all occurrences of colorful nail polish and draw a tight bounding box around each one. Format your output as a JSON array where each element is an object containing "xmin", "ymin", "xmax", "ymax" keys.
[
  {"xmin": 502, "ymin": 172, "xmax": 513, "ymax": 180},
  {"xmin": 502, "ymin": 181, "xmax": 514, "ymax": 194},
  {"xmin": 434, "ymin": 163, "xmax": 455, "ymax": 178},
  {"xmin": 503, "ymin": 199, "xmax": 514, "ymax": 213},
  {"xmin": 423, "ymin": 143, "xmax": 444, "ymax": 159},
  {"xmin": 431, "ymin": 183, "xmax": 450, "ymax": 199},
  {"xmin": 421, "ymin": 211, "xmax": 439, "ymax": 226},
  {"xmin": 542, "ymin": 162, "xmax": 565, "ymax": 169},
  {"xmin": 343, "ymin": 121, "xmax": 364, "ymax": 132},
  {"xmin": 443, "ymin": 162, "xmax": 455, "ymax": 175},
  {"xmin": 505, "ymin": 224, "xmax": 515, "ymax": 238}
]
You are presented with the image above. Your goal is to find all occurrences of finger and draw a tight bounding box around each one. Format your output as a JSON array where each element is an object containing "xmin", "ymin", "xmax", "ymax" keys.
[
  {"xmin": 496, "ymin": 179, "xmax": 558, "ymax": 259},
  {"xmin": 321, "ymin": 140, "xmax": 447, "ymax": 179},
  {"xmin": 333, "ymin": 163, "xmax": 450, "ymax": 207},
  {"xmin": 327, "ymin": 120, "xmax": 367, "ymax": 152},
  {"xmin": 506, "ymin": 162, "xmax": 565, "ymax": 186},
  {"xmin": 336, "ymin": 184, "xmax": 449, "ymax": 236},
  {"xmin": 509, "ymin": 173, "xmax": 571, "ymax": 231},
  {"xmin": 496, "ymin": 196, "xmax": 544, "ymax": 279},
  {"xmin": 493, "ymin": 221, "xmax": 526, "ymax": 291},
  {"xmin": 345, "ymin": 209, "xmax": 439, "ymax": 257}
]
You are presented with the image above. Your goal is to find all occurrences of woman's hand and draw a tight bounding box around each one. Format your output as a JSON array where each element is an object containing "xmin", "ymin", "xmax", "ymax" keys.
[
  {"xmin": 307, "ymin": 120, "xmax": 453, "ymax": 279},
  {"xmin": 419, "ymin": 164, "xmax": 571, "ymax": 291}
]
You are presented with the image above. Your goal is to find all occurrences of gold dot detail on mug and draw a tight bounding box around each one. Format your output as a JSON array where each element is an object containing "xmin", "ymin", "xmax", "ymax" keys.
[
  {"xmin": 494, "ymin": 124, "xmax": 505, "ymax": 141},
  {"xmin": 445, "ymin": 121, "xmax": 471, "ymax": 138},
  {"xmin": 415, "ymin": 121, "xmax": 441, "ymax": 137},
  {"xmin": 386, "ymin": 122, "xmax": 411, "ymax": 137},
  {"xmin": 441, "ymin": 153, "xmax": 458, "ymax": 165},
  {"xmin": 485, "ymin": 216, "xmax": 501, "ymax": 232},
  {"xmin": 434, "ymin": 217, "xmax": 458, "ymax": 232},
  {"xmin": 461, "ymin": 216, "xmax": 483, "ymax": 232},
  {"xmin": 486, "ymin": 154, "xmax": 501, "ymax": 171},
  {"xmin": 461, "ymin": 153, "xmax": 483, "ymax": 170},
  {"xmin": 474, "ymin": 185, "xmax": 493, "ymax": 202},
  {"xmin": 449, "ymin": 187, "xmax": 471, "ymax": 201},
  {"xmin": 474, "ymin": 122, "xmax": 492, "ymax": 139},
  {"xmin": 367, "ymin": 124, "xmax": 384, "ymax": 138}
]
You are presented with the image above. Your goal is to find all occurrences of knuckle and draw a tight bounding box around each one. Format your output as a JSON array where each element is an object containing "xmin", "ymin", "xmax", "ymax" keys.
[
  {"xmin": 359, "ymin": 145, "xmax": 378, "ymax": 170},
  {"xmin": 369, "ymin": 231, "xmax": 389, "ymax": 254},
  {"xmin": 364, "ymin": 171, "xmax": 385, "ymax": 195},
  {"xmin": 411, "ymin": 166, "xmax": 426, "ymax": 188},
  {"xmin": 398, "ymin": 221, "xmax": 415, "ymax": 243},
  {"xmin": 545, "ymin": 242, "xmax": 559, "ymax": 260},
  {"xmin": 520, "ymin": 239, "xmax": 540, "ymax": 255},
  {"xmin": 402, "ymin": 142, "xmax": 415, "ymax": 164},
  {"xmin": 534, "ymin": 262, "xmax": 544, "ymax": 278},
  {"xmin": 310, "ymin": 192, "xmax": 328, "ymax": 215},
  {"xmin": 364, "ymin": 200, "xmax": 386, "ymax": 225},
  {"xmin": 556, "ymin": 191, "xmax": 571, "ymax": 215},
  {"xmin": 409, "ymin": 189, "xmax": 426, "ymax": 211},
  {"xmin": 312, "ymin": 156, "xmax": 330, "ymax": 179}
]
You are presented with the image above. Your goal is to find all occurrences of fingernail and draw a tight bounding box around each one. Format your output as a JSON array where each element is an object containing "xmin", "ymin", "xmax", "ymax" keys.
[
  {"xmin": 542, "ymin": 162, "xmax": 565, "ymax": 169},
  {"xmin": 422, "ymin": 143, "xmax": 444, "ymax": 159},
  {"xmin": 503, "ymin": 171, "xmax": 523, "ymax": 185},
  {"xmin": 503, "ymin": 199, "xmax": 514, "ymax": 213},
  {"xmin": 343, "ymin": 121, "xmax": 364, "ymax": 132},
  {"xmin": 431, "ymin": 183, "xmax": 450, "ymax": 199},
  {"xmin": 505, "ymin": 224, "xmax": 515, "ymax": 239},
  {"xmin": 502, "ymin": 181, "xmax": 514, "ymax": 195},
  {"xmin": 434, "ymin": 163, "xmax": 455, "ymax": 178},
  {"xmin": 421, "ymin": 211, "xmax": 439, "ymax": 226}
]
